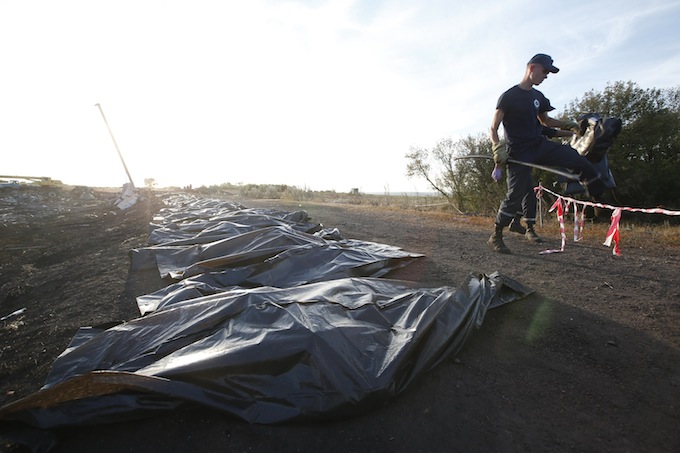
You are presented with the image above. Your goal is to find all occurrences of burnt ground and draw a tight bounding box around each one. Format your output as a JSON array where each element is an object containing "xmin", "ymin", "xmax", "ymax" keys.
[{"xmin": 0, "ymin": 189, "xmax": 678, "ymax": 452}]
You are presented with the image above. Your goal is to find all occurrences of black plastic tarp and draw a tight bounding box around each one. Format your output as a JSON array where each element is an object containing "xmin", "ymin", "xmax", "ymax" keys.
[
  {"xmin": 132, "ymin": 197, "xmax": 424, "ymax": 282},
  {"xmin": 147, "ymin": 211, "xmax": 323, "ymax": 246},
  {"xmin": 0, "ymin": 195, "xmax": 535, "ymax": 429},
  {"xmin": 132, "ymin": 225, "xmax": 328, "ymax": 279},
  {"xmin": 147, "ymin": 196, "xmax": 321, "ymax": 245},
  {"xmin": 0, "ymin": 274, "xmax": 532, "ymax": 428},
  {"xmin": 136, "ymin": 239, "xmax": 427, "ymax": 315}
]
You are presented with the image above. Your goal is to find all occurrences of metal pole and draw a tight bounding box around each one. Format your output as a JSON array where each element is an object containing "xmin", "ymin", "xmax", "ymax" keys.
[
  {"xmin": 538, "ymin": 182, "xmax": 543, "ymax": 227},
  {"xmin": 453, "ymin": 154, "xmax": 580, "ymax": 180},
  {"xmin": 95, "ymin": 103, "xmax": 135, "ymax": 188}
]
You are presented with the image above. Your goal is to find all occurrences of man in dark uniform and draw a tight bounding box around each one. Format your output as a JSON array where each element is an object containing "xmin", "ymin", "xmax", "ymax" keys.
[
  {"xmin": 504, "ymin": 126, "xmax": 577, "ymax": 242},
  {"xmin": 488, "ymin": 53, "xmax": 606, "ymax": 254}
]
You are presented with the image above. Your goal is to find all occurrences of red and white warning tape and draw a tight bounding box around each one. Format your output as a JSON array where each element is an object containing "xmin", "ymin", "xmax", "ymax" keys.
[
  {"xmin": 535, "ymin": 186, "xmax": 680, "ymax": 256},
  {"xmin": 539, "ymin": 196, "xmax": 567, "ymax": 254}
]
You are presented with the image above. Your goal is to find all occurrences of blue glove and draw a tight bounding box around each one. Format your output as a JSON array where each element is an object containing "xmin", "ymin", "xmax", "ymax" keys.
[{"xmin": 492, "ymin": 167, "xmax": 502, "ymax": 182}]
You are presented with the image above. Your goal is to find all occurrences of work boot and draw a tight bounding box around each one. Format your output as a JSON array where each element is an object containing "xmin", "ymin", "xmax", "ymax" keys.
[
  {"xmin": 509, "ymin": 215, "xmax": 526, "ymax": 235},
  {"xmin": 487, "ymin": 224, "xmax": 511, "ymax": 254},
  {"xmin": 525, "ymin": 225, "xmax": 543, "ymax": 243}
]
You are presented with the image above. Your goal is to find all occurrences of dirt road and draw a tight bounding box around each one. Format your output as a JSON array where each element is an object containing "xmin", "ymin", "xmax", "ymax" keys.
[{"xmin": 1, "ymin": 191, "xmax": 678, "ymax": 452}]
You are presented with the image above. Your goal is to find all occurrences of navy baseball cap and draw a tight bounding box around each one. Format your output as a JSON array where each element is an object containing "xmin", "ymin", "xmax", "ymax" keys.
[{"xmin": 528, "ymin": 54, "xmax": 559, "ymax": 73}]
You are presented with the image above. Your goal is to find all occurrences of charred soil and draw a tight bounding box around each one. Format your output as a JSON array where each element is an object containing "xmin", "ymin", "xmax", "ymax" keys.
[{"xmin": 1, "ymin": 191, "xmax": 678, "ymax": 452}]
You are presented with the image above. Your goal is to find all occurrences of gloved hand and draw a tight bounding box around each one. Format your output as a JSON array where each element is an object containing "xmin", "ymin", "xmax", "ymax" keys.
[
  {"xmin": 561, "ymin": 119, "xmax": 579, "ymax": 133},
  {"xmin": 492, "ymin": 142, "xmax": 508, "ymax": 164},
  {"xmin": 491, "ymin": 165, "xmax": 502, "ymax": 182}
]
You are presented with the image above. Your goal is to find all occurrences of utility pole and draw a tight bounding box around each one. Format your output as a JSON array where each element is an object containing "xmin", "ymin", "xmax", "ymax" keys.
[{"xmin": 95, "ymin": 103, "xmax": 135, "ymax": 188}]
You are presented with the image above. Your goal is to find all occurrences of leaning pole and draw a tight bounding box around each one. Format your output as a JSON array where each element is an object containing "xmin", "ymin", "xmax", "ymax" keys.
[{"xmin": 94, "ymin": 103, "xmax": 135, "ymax": 188}]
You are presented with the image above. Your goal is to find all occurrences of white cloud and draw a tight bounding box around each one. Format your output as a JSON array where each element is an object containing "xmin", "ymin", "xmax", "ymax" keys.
[{"xmin": 1, "ymin": 0, "xmax": 679, "ymax": 192}]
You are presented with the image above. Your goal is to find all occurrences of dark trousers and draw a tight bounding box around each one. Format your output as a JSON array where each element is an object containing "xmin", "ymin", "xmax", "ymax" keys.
[{"xmin": 495, "ymin": 139, "xmax": 605, "ymax": 227}]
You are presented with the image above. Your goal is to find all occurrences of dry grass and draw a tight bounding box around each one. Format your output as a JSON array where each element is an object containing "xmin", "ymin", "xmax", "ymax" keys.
[
  {"xmin": 449, "ymin": 212, "xmax": 679, "ymax": 251},
  {"xmin": 235, "ymin": 189, "xmax": 680, "ymax": 252},
  {"xmin": 291, "ymin": 193, "xmax": 680, "ymax": 252},
  {"xmin": 616, "ymin": 221, "xmax": 680, "ymax": 248}
]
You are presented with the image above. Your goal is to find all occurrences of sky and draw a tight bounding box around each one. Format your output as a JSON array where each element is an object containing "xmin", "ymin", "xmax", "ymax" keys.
[{"xmin": 2, "ymin": 0, "xmax": 679, "ymax": 194}]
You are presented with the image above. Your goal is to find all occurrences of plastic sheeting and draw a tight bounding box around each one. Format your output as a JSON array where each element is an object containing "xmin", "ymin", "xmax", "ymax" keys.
[
  {"xmin": 133, "ymin": 225, "xmax": 331, "ymax": 279},
  {"xmin": 0, "ymin": 274, "xmax": 532, "ymax": 428},
  {"xmin": 136, "ymin": 239, "xmax": 430, "ymax": 315},
  {"xmin": 0, "ymin": 195, "xmax": 534, "ymax": 428},
  {"xmin": 147, "ymin": 198, "xmax": 321, "ymax": 244},
  {"xmin": 131, "ymin": 196, "xmax": 423, "ymax": 281}
]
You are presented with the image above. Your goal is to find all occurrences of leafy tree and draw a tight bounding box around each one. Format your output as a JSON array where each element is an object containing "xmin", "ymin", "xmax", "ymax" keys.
[
  {"xmin": 561, "ymin": 81, "xmax": 680, "ymax": 209},
  {"xmin": 406, "ymin": 134, "xmax": 506, "ymax": 214}
]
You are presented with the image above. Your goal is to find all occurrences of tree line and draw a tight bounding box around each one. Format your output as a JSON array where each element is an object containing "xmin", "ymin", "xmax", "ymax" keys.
[{"xmin": 406, "ymin": 81, "xmax": 680, "ymax": 218}]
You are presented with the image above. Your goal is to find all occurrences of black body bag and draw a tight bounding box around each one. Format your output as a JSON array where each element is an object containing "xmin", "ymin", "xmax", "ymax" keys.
[{"xmin": 570, "ymin": 112, "xmax": 623, "ymax": 163}]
